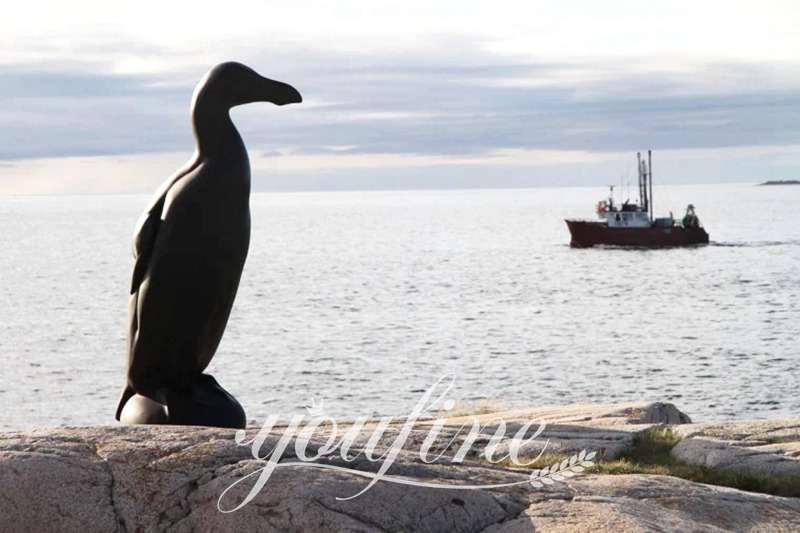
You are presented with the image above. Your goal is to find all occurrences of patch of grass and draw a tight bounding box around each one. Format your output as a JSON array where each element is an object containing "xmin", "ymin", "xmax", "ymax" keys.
[
  {"xmin": 597, "ymin": 428, "xmax": 800, "ymax": 498},
  {"xmin": 492, "ymin": 428, "xmax": 800, "ymax": 498}
]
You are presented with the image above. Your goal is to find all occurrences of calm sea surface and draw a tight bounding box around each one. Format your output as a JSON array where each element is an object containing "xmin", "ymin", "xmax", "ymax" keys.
[{"xmin": 1, "ymin": 184, "xmax": 798, "ymax": 430}]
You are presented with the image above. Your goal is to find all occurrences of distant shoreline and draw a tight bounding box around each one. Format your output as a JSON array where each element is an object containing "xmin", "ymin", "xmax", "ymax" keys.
[{"xmin": 758, "ymin": 180, "xmax": 800, "ymax": 186}]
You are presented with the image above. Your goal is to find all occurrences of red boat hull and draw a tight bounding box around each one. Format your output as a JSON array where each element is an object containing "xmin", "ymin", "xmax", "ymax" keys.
[{"xmin": 565, "ymin": 220, "xmax": 709, "ymax": 248}]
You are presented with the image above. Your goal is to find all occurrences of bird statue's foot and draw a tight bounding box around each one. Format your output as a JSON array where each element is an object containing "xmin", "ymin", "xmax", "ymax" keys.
[
  {"xmin": 118, "ymin": 374, "xmax": 246, "ymax": 429},
  {"xmin": 118, "ymin": 392, "xmax": 169, "ymax": 424}
]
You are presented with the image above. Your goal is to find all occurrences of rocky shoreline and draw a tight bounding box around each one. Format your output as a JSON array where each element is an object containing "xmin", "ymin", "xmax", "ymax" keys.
[{"xmin": 1, "ymin": 402, "xmax": 798, "ymax": 532}]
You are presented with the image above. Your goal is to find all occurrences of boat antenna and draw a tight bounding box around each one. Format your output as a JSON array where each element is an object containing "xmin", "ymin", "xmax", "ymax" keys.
[{"xmin": 648, "ymin": 150, "xmax": 653, "ymax": 222}]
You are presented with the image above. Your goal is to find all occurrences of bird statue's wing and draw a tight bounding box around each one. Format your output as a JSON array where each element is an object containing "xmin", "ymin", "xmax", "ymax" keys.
[
  {"xmin": 129, "ymin": 203, "xmax": 163, "ymax": 294},
  {"xmin": 129, "ymin": 158, "xmax": 201, "ymax": 294}
]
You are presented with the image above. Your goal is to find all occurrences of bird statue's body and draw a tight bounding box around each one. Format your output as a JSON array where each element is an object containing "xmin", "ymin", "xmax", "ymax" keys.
[{"xmin": 115, "ymin": 62, "xmax": 302, "ymax": 428}]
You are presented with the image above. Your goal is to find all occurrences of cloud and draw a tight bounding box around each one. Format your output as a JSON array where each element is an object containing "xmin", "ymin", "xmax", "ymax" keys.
[
  {"xmin": 0, "ymin": 33, "xmax": 798, "ymax": 194},
  {"xmin": 238, "ymin": 47, "xmax": 800, "ymax": 157},
  {"xmin": 0, "ymin": 68, "xmax": 191, "ymax": 160}
]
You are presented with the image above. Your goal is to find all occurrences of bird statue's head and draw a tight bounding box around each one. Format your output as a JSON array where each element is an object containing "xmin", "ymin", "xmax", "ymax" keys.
[{"xmin": 192, "ymin": 61, "xmax": 302, "ymax": 114}]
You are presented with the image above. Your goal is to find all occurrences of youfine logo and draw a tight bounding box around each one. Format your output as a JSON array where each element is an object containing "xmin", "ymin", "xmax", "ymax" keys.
[{"xmin": 218, "ymin": 375, "xmax": 597, "ymax": 512}]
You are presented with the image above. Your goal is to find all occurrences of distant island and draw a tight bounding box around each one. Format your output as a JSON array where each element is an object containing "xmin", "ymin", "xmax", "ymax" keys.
[{"xmin": 758, "ymin": 180, "xmax": 800, "ymax": 186}]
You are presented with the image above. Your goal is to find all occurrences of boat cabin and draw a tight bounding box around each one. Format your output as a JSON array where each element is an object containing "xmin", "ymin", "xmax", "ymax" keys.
[
  {"xmin": 607, "ymin": 210, "xmax": 651, "ymax": 228},
  {"xmin": 597, "ymin": 190, "xmax": 654, "ymax": 228}
]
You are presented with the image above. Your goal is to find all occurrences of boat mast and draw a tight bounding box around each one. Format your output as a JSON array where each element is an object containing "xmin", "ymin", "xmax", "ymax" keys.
[
  {"xmin": 637, "ymin": 152, "xmax": 644, "ymax": 212},
  {"xmin": 638, "ymin": 151, "xmax": 649, "ymax": 216},
  {"xmin": 648, "ymin": 150, "xmax": 653, "ymax": 222}
]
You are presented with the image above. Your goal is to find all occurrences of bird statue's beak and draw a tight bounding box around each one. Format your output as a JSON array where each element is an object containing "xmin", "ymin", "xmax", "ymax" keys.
[{"xmin": 259, "ymin": 76, "xmax": 302, "ymax": 106}]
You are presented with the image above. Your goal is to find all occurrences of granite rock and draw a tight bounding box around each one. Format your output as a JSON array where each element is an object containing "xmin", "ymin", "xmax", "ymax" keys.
[
  {"xmin": 488, "ymin": 474, "xmax": 800, "ymax": 533},
  {"xmin": 671, "ymin": 418, "xmax": 800, "ymax": 478},
  {"xmin": 1, "ymin": 405, "xmax": 798, "ymax": 532},
  {"xmin": 432, "ymin": 401, "xmax": 692, "ymax": 461}
]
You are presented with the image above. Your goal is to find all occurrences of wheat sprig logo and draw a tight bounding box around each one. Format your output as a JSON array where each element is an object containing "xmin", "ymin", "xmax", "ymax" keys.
[{"xmin": 528, "ymin": 450, "xmax": 596, "ymax": 488}]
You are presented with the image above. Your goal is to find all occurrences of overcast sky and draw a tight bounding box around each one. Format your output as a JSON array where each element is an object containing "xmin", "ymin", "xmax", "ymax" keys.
[{"xmin": 1, "ymin": 0, "xmax": 798, "ymax": 194}]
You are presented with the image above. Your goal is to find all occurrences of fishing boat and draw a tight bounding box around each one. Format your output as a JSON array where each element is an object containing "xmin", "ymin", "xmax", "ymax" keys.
[{"xmin": 565, "ymin": 151, "xmax": 709, "ymax": 248}]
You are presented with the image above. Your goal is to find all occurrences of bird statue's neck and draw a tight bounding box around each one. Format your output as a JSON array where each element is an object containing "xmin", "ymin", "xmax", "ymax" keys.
[{"xmin": 191, "ymin": 104, "xmax": 246, "ymax": 158}]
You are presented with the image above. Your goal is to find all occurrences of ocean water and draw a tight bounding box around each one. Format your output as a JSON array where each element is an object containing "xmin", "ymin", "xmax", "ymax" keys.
[{"xmin": 1, "ymin": 183, "xmax": 798, "ymax": 430}]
